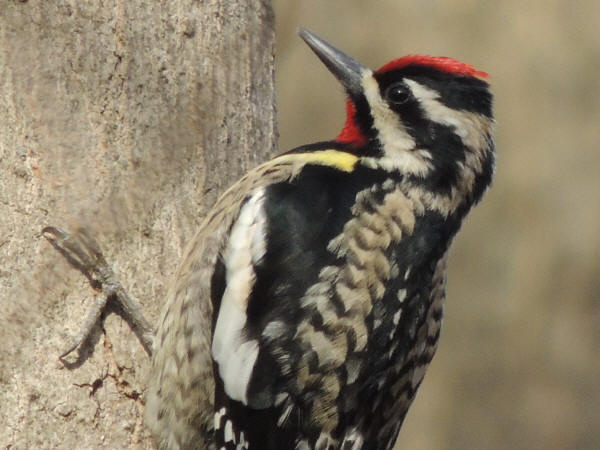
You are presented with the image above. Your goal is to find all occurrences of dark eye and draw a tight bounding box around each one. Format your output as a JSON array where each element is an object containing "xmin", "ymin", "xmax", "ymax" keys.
[{"xmin": 385, "ymin": 83, "xmax": 411, "ymax": 105}]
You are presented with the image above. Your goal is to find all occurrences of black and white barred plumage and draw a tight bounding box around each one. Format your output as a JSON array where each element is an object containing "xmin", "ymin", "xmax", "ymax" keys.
[{"xmin": 145, "ymin": 29, "xmax": 494, "ymax": 450}]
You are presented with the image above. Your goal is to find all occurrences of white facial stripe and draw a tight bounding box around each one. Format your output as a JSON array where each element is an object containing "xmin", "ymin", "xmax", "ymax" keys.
[
  {"xmin": 400, "ymin": 78, "xmax": 495, "ymax": 216},
  {"xmin": 211, "ymin": 188, "xmax": 267, "ymax": 404},
  {"xmin": 360, "ymin": 73, "xmax": 432, "ymax": 176},
  {"xmin": 404, "ymin": 79, "xmax": 493, "ymax": 151}
]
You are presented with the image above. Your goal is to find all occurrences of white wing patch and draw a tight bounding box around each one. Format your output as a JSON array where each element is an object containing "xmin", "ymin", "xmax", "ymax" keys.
[
  {"xmin": 341, "ymin": 428, "xmax": 364, "ymax": 450},
  {"xmin": 212, "ymin": 189, "xmax": 267, "ymax": 405}
]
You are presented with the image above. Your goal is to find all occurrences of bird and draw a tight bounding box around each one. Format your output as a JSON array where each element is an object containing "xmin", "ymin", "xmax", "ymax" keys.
[{"xmin": 142, "ymin": 28, "xmax": 495, "ymax": 450}]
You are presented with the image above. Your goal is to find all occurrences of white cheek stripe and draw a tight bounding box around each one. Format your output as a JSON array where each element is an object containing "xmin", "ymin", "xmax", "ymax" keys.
[
  {"xmin": 402, "ymin": 79, "xmax": 495, "ymax": 215},
  {"xmin": 361, "ymin": 73, "xmax": 432, "ymax": 176},
  {"xmin": 404, "ymin": 79, "xmax": 491, "ymax": 152},
  {"xmin": 212, "ymin": 189, "xmax": 267, "ymax": 404}
]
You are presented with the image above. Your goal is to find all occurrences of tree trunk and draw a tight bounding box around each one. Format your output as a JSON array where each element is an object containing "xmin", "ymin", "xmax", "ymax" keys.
[{"xmin": 0, "ymin": 1, "xmax": 276, "ymax": 448}]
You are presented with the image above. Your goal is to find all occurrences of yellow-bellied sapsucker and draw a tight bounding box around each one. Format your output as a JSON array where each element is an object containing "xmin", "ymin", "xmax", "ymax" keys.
[
  {"xmin": 45, "ymin": 28, "xmax": 494, "ymax": 449},
  {"xmin": 142, "ymin": 29, "xmax": 495, "ymax": 450}
]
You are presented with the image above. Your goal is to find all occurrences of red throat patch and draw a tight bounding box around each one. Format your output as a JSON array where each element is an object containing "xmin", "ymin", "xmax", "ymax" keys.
[
  {"xmin": 335, "ymin": 99, "xmax": 368, "ymax": 146},
  {"xmin": 376, "ymin": 55, "xmax": 489, "ymax": 79}
]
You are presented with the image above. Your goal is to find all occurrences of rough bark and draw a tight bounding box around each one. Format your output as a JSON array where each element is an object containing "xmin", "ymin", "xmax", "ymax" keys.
[{"xmin": 0, "ymin": 1, "xmax": 276, "ymax": 448}]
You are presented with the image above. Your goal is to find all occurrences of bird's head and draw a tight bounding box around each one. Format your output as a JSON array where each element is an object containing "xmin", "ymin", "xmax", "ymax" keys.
[{"xmin": 299, "ymin": 29, "xmax": 495, "ymax": 215}]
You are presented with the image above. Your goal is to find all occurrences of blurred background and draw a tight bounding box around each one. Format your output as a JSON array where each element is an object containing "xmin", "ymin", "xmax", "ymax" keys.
[{"xmin": 272, "ymin": 1, "xmax": 600, "ymax": 449}]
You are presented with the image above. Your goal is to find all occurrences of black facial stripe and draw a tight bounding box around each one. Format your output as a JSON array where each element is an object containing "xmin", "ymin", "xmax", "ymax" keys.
[
  {"xmin": 349, "ymin": 92, "xmax": 381, "ymax": 155},
  {"xmin": 375, "ymin": 66, "xmax": 492, "ymax": 117},
  {"xmin": 370, "ymin": 87, "xmax": 469, "ymax": 194},
  {"xmin": 468, "ymin": 142, "xmax": 495, "ymax": 204},
  {"xmin": 413, "ymin": 76, "xmax": 492, "ymax": 117},
  {"xmin": 406, "ymin": 131, "xmax": 494, "ymax": 210},
  {"xmin": 419, "ymin": 123, "xmax": 468, "ymax": 193}
]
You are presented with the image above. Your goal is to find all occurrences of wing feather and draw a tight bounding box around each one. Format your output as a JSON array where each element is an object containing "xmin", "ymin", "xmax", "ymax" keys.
[{"xmin": 212, "ymin": 188, "xmax": 267, "ymax": 405}]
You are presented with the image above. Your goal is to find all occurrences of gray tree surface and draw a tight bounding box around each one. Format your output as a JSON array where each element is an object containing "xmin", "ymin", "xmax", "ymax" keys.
[{"xmin": 0, "ymin": 1, "xmax": 276, "ymax": 448}]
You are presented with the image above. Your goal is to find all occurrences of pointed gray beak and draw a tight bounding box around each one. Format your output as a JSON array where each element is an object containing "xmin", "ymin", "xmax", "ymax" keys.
[{"xmin": 298, "ymin": 28, "xmax": 368, "ymax": 98}]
